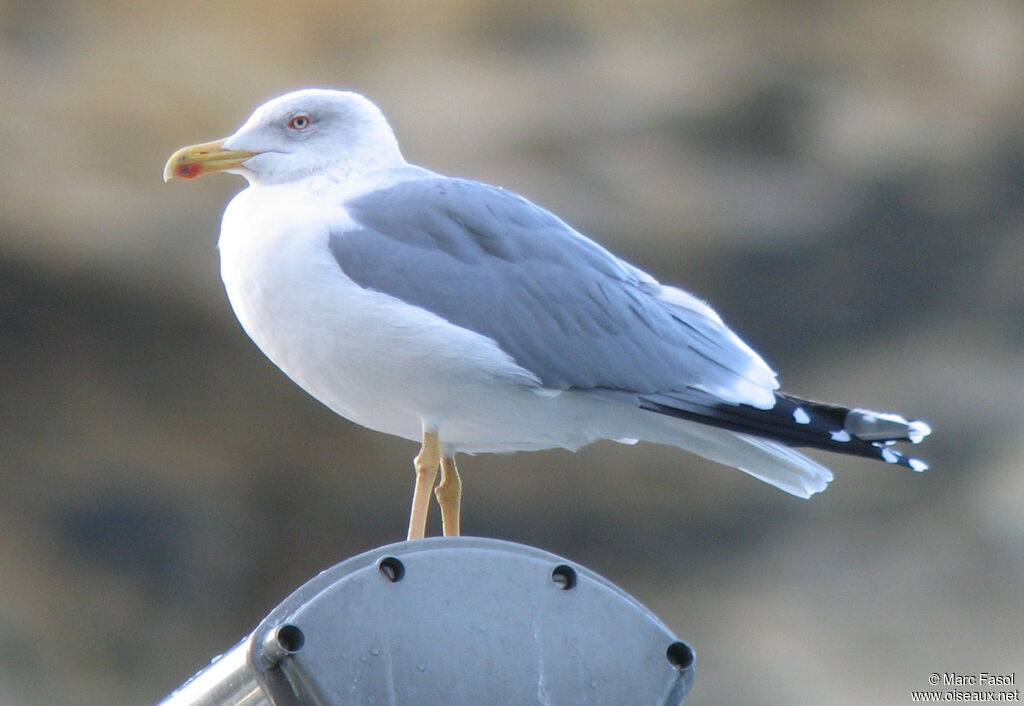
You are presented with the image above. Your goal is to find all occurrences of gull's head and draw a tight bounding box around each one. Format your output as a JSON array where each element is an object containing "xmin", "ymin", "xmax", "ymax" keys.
[{"xmin": 164, "ymin": 89, "xmax": 404, "ymax": 186}]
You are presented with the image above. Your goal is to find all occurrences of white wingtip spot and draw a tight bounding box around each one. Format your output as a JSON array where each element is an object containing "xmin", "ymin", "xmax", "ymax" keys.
[
  {"xmin": 907, "ymin": 420, "xmax": 932, "ymax": 444},
  {"xmin": 793, "ymin": 407, "xmax": 811, "ymax": 425},
  {"xmin": 880, "ymin": 448, "xmax": 900, "ymax": 464},
  {"xmin": 829, "ymin": 429, "xmax": 851, "ymax": 442},
  {"xmin": 909, "ymin": 458, "xmax": 929, "ymax": 472}
]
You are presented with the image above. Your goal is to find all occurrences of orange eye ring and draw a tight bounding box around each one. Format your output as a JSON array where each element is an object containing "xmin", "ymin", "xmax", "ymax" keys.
[{"xmin": 288, "ymin": 115, "xmax": 310, "ymax": 130}]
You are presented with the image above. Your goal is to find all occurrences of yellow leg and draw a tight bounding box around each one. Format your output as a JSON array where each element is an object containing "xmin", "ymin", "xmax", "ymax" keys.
[
  {"xmin": 435, "ymin": 455, "xmax": 462, "ymax": 537},
  {"xmin": 407, "ymin": 429, "xmax": 440, "ymax": 541}
]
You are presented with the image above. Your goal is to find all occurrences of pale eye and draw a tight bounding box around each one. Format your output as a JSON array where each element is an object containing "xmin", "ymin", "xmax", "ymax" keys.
[{"xmin": 288, "ymin": 114, "xmax": 310, "ymax": 130}]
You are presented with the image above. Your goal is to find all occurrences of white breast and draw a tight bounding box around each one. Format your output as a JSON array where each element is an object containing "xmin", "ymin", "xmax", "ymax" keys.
[{"xmin": 216, "ymin": 182, "xmax": 544, "ymax": 446}]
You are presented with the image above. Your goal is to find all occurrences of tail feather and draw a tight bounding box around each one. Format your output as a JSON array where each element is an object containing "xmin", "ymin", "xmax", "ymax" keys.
[
  {"xmin": 638, "ymin": 389, "xmax": 931, "ymax": 472},
  {"xmin": 732, "ymin": 434, "xmax": 833, "ymax": 498},
  {"xmin": 638, "ymin": 417, "xmax": 834, "ymax": 498}
]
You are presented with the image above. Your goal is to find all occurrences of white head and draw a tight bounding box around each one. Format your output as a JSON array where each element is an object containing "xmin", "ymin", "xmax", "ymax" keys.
[{"xmin": 164, "ymin": 89, "xmax": 405, "ymax": 186}]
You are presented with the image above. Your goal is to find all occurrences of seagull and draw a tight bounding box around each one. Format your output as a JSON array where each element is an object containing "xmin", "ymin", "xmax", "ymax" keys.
[{"xmin": 164, "ymin": 89, "xmax": 931, "ymax": 540}]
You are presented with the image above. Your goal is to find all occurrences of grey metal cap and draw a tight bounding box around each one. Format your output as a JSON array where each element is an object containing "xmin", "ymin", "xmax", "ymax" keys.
[{"xmin": 160, "ymin": 537, "xmax": 695, "ymax": 705}]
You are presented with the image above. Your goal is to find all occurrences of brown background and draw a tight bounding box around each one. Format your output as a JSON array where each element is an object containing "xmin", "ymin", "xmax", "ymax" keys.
[{"xmin": 1, "ymin": 1, "xmax": 1022, "ymax": 704}]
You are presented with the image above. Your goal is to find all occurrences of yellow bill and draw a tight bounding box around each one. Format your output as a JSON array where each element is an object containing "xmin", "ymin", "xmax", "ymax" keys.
[{"xmin": 163, "ymin": 139, "xmax": 256, "ymax": 182}]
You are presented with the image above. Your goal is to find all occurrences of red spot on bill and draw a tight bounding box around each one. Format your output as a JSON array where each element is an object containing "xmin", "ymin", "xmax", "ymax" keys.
[{"xmin": 175, "ymin": 162, "xmax": 202, "ymax": 179}]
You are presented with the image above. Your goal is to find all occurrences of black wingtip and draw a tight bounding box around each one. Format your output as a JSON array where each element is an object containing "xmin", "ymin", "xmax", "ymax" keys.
[
  {"xmin": 872, "ymin": 441, "xmax": 930, "ymax": 471},
  {"xmin": 638, "ymin": 390, "xmax": 931, "ymax": 470}
]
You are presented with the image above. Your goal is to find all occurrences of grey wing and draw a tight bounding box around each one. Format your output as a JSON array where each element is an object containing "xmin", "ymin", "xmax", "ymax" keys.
[{"xmin": 330, "ymin": 177, "xmax": 778, "ymax": 407}]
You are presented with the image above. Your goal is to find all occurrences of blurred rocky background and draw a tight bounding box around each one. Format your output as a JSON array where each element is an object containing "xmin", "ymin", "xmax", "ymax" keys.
[{"xmin": 1, "ymin": 1, "xmax": 1022, "ymax": 704}]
